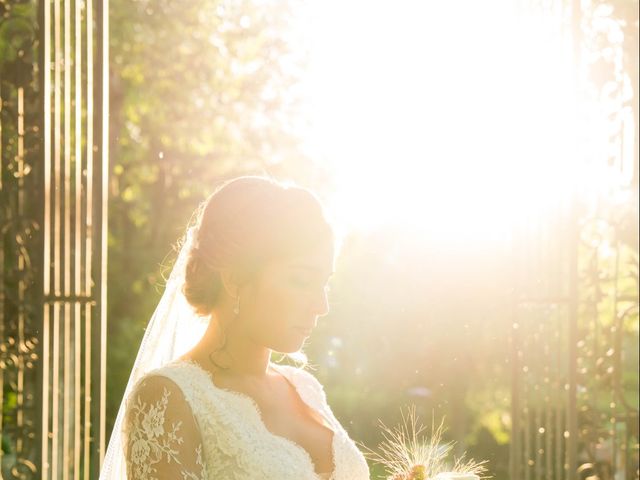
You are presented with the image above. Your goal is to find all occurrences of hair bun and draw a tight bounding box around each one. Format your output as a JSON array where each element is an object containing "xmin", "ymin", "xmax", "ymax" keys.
[
  {"xmin": 182, "ymin": 248, "xmax": 221, "ymax": 317},
  {"xmin": 180, "ymin": 175, "xmax": 334, "ymax": 317}
]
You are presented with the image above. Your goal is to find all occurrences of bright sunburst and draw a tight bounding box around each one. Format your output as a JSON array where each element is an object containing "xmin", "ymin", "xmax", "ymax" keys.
[{"xmin": 297, "ymin": 0, "xmax": 625, "ymax": 241}]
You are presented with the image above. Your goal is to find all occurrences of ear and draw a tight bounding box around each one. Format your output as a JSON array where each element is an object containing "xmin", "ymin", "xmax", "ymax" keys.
[{"xmin": 219, "ymin": 268, "xmax": 240, "ymax": 299}]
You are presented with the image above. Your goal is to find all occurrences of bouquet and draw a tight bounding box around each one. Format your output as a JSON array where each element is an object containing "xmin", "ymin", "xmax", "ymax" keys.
[{"xmin": 361, "ymin": 406, "xmax": 489, "ymax": 480}]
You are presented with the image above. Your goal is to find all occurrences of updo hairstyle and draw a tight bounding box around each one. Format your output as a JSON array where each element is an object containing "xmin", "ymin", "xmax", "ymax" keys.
[{"xmin": 182, "ymin": 176, "xmax": 334, "ymax": 317}]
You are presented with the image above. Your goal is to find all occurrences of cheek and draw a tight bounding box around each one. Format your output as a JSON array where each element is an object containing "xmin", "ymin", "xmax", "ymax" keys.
[
  {"xmin": 244, "ymin": 277, "xmax": 311, "ymax": 352},
  {"xmin": 249, "ymin": 279, "xmax": 300, "ymax": 327}
]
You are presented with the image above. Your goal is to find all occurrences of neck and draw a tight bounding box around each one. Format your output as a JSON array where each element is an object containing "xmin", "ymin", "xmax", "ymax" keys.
[{"xmin": 197, "ymin": 312, "xmax": 272, "ymax": 378}]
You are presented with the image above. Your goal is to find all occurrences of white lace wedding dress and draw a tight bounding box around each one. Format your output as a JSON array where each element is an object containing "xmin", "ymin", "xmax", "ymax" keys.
[{"xmin": 121, "ymin": 358, "xmax": 371, "ymax": 479}]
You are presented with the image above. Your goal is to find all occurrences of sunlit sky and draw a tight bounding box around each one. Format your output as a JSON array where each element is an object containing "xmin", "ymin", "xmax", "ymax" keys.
[{"xmin": 293, "ymin": 0, "xmax": 632, "ymax": 242}]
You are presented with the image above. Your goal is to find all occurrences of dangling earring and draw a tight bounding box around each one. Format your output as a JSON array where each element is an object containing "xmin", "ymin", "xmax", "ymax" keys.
[{"xmin": 233, "ymin": 295, "xmax": 240, "ymax": 316}]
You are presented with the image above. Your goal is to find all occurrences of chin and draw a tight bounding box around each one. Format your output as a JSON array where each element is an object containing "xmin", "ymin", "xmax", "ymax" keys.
[
  {"xmin": 275, "ymin": 343, "xmax": 304, "ymax": 354},
  {"xmin": 272, "ymin": 339, "xmax": 306, "ymax": 354},
  {"xmin": 268, "ymin": 329, "xmax": 310, "ymax": 354}
]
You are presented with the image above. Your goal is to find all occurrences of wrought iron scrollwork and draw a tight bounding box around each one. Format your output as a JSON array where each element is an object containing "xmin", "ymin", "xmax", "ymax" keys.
[
  {"xmin": 509, "ymin": 1, "xmax": 638, "ymax": 480},
  {"xmin": 1, "ymin": 0, "xmax": 108, "ymax": 478},
  {"xmin": 1, "ymin": 1, "xmax": 42, "ymax": 477}
]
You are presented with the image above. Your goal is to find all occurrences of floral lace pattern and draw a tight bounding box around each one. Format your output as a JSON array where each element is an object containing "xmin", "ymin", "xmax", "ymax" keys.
[
  {"xmin": 182, "ymin": 446, "xmax": 208, "ymax": 480},
  {"xmin": 122, "ymin": 360, "xmax": 370, "ymax": 480},
  {"xmin": 123, "ymin": 377, "xmax": 209, "ymax": 480}
]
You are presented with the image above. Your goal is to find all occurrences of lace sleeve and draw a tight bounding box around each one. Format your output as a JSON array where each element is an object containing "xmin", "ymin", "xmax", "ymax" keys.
[{"xmin": 122, "ymin": 374, "xmax": 209, "ymax": 480}]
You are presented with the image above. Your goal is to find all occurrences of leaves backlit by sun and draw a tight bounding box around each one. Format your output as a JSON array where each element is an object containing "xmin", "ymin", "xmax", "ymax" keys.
[{"xmin": 359, "ymin": 406, "xmax": 489, "ymax": 480}]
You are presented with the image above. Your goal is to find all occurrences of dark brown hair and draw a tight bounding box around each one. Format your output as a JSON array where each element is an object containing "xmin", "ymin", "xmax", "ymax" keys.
[{"xmin": 182, "ymin": 175, "xmax": 334, "ymax": 317}]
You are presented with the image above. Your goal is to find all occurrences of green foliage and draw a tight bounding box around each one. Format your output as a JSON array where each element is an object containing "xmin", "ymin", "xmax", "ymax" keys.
[
  {"xmin": 106, "ymin": 2, "xmax": 639, "ymax": 479},
  {"xmin": 106, "ymin": 0, "xmax": 315, "ymax": 436}
]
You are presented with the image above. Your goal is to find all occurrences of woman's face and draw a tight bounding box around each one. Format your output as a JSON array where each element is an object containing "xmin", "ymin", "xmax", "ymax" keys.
[{"xmin": 240, "ymin": 242, "xmax": 335, "ymax": 353}]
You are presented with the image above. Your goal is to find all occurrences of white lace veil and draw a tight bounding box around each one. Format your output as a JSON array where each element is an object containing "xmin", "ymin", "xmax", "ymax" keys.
[{"xmin": 99, "ymin": 225, "xmax": 208, "ymax": 479}]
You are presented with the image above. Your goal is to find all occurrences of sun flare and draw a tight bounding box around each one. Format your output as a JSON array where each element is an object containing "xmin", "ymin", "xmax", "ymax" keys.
[{"xmin": 297, "ymin": 0, "xmax": 628, "ymax": 241}]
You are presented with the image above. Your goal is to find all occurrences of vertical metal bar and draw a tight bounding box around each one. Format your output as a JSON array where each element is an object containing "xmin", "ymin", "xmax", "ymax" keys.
[
  {"xmin": 535, "ymin": 400, "xmax": 542, "ymax": 480},
  {"xmin": 567, "ymin": 205, "xmax": 578, "ymax": 480},
  {"xmin": 87, "ymin": 0, "xmax": 111, "ymax": 473},
  {"xmin": 555, "ymin": 314, "xmax": 564, "ymax": 480},
  {"xmin": 84, "ymin": 0, "xmax": 94, "ymax": 475},
  {"xmin": 546, "ymin": 210, "xmax": 556, "ymax": 480},
  {"xmin": 96, "ymin": 0, "xmax": 109, "ymax": 468},
  {"xmin": 545, "ymin": 350, "xmax": 553, "ymax": 480},
  {"xmin": 43, "ymin": 0, "xmax": 52, "ymax": 300},
  {"xmin": 53, "ymin": 0, "xmax": 62, "ymax": 476},
  {"xmin": 612, "ymin": 246, "xmax": 631, "ymax": 479},
  {"xmin": 523, "ymin": 311, "xmax": 532, "ymax": 480},
  {"xmin": 63, "ymin": 0, "xmax": 73, "ymax": 475},
  {"xmin": 567, "ymin": 0, "xmax": 581, "ymax": 478},
  {"xmin": 53, "ymin": 304, "xmax": 61, "ymax": 477},
  {"xmin": 42, "ymin": 0, "xmax": 53, "ymax": 475},
  {"xmin": 72, "ymin": 0, "xmax": 82, "ymax": 299},
  {"xmin": 611, "ymin": 239, "xmax": 620, "ymax": 480},
  {"xmin": 54, "ymin": 0, "xmax": 61, "ymax": 301},
  {"xmin": 84, "ymin": 300, "xmax": 91, "ymax": 480},
  {"xmin": 510, "ymin": 218, "xmax": 523, "ymax": 480},
  {"xmin": 16, "ymin": 86, "xmax": 25, "ymax": 456},
  {"xmin": 74, "ymin": 0, "xmax": 84, "ymax": 476},
  {"xmin": 94, "ymin": 0, "xmax": 109, "ymax": 471},
  {"xmin": 525, "ymin": 390, "xmax": 531, "ymax": 480}
]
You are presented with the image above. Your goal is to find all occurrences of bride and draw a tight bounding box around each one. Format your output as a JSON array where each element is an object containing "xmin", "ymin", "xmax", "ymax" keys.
[{"xmin": 100, "ymin": 176, "xmax": 371, "ymax": 479}]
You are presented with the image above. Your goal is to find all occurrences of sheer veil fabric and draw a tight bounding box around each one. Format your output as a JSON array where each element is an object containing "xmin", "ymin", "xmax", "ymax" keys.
[{"xmin": 100, "ymin": 226, "xmax": 208, "ymax": 479}]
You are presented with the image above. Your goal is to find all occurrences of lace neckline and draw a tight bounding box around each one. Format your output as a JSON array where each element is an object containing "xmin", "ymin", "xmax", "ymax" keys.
[{"xmin": 173, "ymin": 358, "xmax": 337, "ymax": 479}]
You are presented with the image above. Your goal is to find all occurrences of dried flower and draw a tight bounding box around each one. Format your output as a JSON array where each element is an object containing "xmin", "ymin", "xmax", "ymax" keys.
[{"xmin": 360, "ymin": 405, "xmax": 489, "ymax": 480}]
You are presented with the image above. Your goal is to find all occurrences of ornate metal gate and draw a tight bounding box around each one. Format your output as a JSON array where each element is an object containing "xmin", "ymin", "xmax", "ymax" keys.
[
  {"xmin": 509, "ymin": 1, "xmax": 639, "ymax": 480},
  {"xmin": 0, "ymin": 0, "xmax": 108, "ymax": 478}
]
